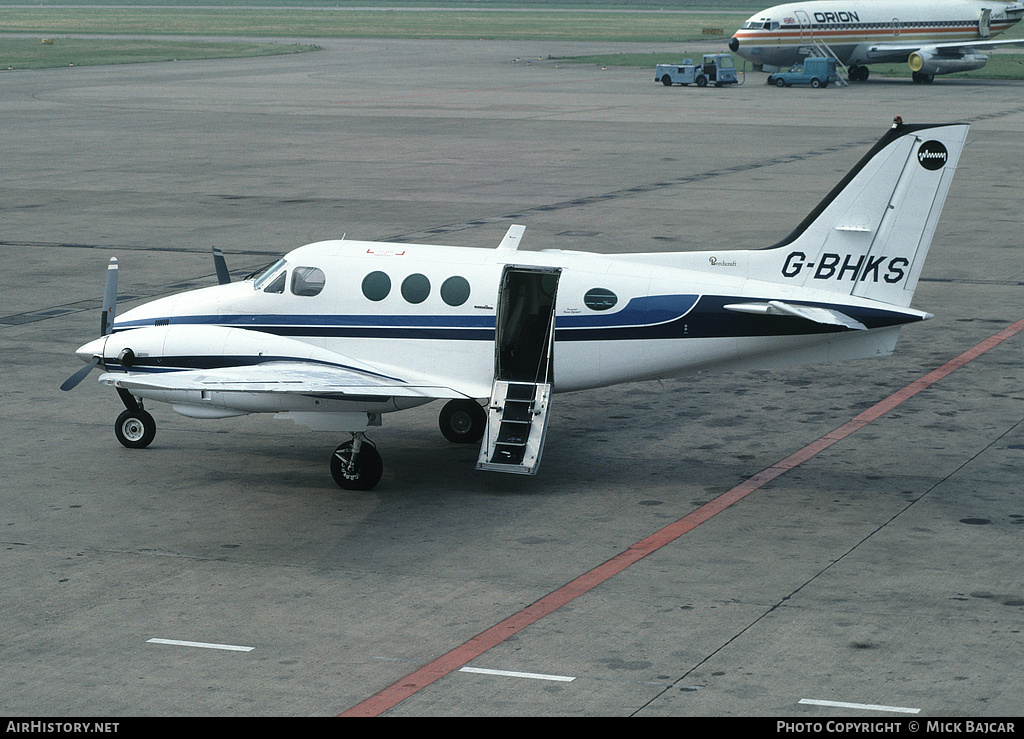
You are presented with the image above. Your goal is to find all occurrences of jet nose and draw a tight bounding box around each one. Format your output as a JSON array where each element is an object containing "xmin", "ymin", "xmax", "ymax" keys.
[
  {"xmin": 75, "ymin": 336, "xmax": 107, "ymax": 363},
  {"xmin": 729, "ymin": 37, "xmax": 739, "ymax": 52}
]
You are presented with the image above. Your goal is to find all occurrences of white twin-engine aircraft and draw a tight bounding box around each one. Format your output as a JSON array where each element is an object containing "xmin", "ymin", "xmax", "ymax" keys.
[
  {"xmin": 62, "ymin": 119, "xmax": 968, "ymax": 490},
  {"xmin": 730, "ymin": 0, "xmax": 1024, "ymax": 83}
]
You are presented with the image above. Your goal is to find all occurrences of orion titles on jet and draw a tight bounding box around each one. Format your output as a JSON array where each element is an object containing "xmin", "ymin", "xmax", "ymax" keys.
[{"xmin": 809, "ymin": 10, "xmax": 860, "ymax": 23}]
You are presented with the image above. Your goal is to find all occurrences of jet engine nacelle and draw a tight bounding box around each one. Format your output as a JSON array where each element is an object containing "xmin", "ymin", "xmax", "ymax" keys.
[{"xmin": 908, "ymin": 48, "xmax": 988, "ymax": 76}]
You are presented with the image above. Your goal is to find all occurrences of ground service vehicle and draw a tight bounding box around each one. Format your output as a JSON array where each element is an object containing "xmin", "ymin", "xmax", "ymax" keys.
[
  {"xmin": 656, "ymin": 54, "xmax": 739, "ymax": 87},
  {"xmin": 767, "ymin": 57, "xmax": 840, "ymax": 88}
]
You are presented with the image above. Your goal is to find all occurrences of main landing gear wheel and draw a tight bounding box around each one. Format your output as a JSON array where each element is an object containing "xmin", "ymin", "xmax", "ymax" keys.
[
  {"xmin": 330, "ymin": 435, "xmax": 383, "ymax": 491},
  {"xmin": 114, "ymin": 409, "xmax": 156, "ymax": 449},
  {"xmin": 438, "ymin": 399, "xmax": 486, "ymax": 444}
]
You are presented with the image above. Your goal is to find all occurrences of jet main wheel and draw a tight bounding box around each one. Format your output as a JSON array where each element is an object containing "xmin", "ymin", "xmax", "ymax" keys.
[
  {"xmin": 330, "ymin": 439, "xmax": 383, "ymax": 491},
  {"xmin": 114, "ymin": 409, "xmax": 156, "ymax": 449},
  {"xmin": 438, "ymin": 399, "xmax": 486, "ymax": 444}
]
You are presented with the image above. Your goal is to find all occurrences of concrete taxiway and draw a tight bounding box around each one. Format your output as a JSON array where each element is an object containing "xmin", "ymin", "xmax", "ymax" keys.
[{"xmin": 1, "ymin": 39, "xmax": 1022, "ymax": 717}]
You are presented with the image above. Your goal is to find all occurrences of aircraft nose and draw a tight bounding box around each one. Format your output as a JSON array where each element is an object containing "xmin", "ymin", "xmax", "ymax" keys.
[
  {"xmin": 75, "ymin": 336, "xmax": 107, "ymax": 363},
  {"xmin": 729, "ymin": 37, "xmax": 739, "ymax": 52}
]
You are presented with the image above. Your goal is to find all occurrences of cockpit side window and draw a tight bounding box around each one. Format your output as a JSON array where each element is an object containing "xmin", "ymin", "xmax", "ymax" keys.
[{"xmin": 291, "ymin": 266, "xmax": 326, "ymax": 297}]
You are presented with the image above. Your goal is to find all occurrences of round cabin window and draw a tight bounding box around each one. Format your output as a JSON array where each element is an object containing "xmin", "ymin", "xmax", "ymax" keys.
[
  {"xmin": 362, "ymin": 271, "xmax": 391, "ymax": 301},
  {"xmin": 440, "ymin": 276, "xmax": 471, "ymax": 306},
  {"xmin": 401, "ymin": 273, "xmax": 431, "ymax": 304}
]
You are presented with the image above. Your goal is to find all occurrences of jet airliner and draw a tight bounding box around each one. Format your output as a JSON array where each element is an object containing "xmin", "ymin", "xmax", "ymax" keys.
[
  {"xmin": 63, "ymin": 119, "xmax": 969, "ymax": 490},
  {"xmin": 729, "ymin": 0, "xmax": 1024, "ymax": 82}
]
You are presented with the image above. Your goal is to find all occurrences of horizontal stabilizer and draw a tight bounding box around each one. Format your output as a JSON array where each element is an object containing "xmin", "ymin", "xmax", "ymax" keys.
[{"xmin": 724, "ymin": 301, "xmax": 867, "ymax": 330}]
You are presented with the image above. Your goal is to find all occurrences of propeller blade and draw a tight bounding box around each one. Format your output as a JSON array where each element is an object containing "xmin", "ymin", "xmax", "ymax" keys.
[
  {"xmin": 100, "ymin": 257, "xmax": 118, "ymax": 336},
  {"xmin": 213, "ymin": 246, "xmax": 231, "ymax": 285},
  {"xmin": 60, "ymin": 356, "xmax": 100, "ymax": 391}
]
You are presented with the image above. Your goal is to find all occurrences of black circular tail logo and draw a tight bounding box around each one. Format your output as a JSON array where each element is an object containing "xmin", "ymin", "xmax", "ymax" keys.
[{"xmin": 917, "ymin": 140, "xmax": 948, "ymax": 170}]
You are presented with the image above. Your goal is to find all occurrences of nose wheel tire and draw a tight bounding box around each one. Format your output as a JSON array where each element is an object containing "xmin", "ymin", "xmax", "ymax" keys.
[
  {"xmin": 114, "ymin": 409, "xmax": 156, "ymax": 449},
  {"xmin": 331, "ymin": 438, "xmax": 383, "ymax": 491}
]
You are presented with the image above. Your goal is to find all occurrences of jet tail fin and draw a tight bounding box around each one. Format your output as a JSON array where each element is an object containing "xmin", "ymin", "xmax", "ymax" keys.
[{"xmin": 758, "ymin": 119, "xmax": 969, "ymax": 308}]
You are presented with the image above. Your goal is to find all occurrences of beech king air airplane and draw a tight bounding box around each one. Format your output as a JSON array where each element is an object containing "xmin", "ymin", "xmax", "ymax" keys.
[
  {"xmin": 729, "ymin": 0, "xmax": 1024, "ymax": 82},
  {"xmin": 62, "ymin": 119, "xmax": 968, "ymax": 491}
]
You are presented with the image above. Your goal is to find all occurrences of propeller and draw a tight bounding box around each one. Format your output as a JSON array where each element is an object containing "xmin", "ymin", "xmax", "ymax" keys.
[
  {"xmin": 60, "ymin": 356, "xmax": 101, "ymax": 391},
  {"xmin": 61, "ymin": 257, "xmax": 118, "ymax": 391},
  {"xmin": 213, "ymin": 245, "xmax": 231, "ymax": 285}
]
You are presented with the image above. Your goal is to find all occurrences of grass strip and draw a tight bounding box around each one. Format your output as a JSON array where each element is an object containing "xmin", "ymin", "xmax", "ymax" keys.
[
  {"xmin": 0, "ymin": 38, "xmax": 318, "ymax": 70},
  {"xmin": 0, "ymin": 8, "xmax": 747, "ymax": 42}
]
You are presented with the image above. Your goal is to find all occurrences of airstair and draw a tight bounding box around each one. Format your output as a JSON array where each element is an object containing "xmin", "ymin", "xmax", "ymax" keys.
[
  {"xmin": 477, "ymin": 380, "xmax": 552, "ymax": 474},
  {"xmin": 476, "ymin": 264, "xmax": 559, "ymax": 476},
  {"xmin": 807, "ymin": 40, "xmax": 849, "ymax": 85}
]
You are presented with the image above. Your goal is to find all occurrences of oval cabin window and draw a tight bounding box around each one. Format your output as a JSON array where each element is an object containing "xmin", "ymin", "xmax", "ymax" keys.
[{"xmin": 583, "ymin": 287, "xmax": 617, "ymax": 311}]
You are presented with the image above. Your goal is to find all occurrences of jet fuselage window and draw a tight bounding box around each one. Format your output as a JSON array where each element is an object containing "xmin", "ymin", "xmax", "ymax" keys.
[{"xmin": 291, "ymin": 266, "xmax": 325, "ymax": 297}]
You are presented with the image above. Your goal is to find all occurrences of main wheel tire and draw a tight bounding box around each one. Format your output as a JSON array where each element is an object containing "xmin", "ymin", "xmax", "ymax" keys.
[
  {"xmin": 330, "ymin": 439, "xmax": 383, "ymax": 491},
  {"xmin": 439, "ymin": 399, "xmax": 486, "ymax": 444},
  {"xmin": 114, "ymin": 409, "xmax": 156, "ymax": 449}
]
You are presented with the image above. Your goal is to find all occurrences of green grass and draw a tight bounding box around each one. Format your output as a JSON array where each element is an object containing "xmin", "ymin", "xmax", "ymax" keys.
[
  {"xmin": 0, "ymin": 8, "xmax": 747, "ymax": 42},
  {"xmin": 1, "ymin": 1, "xmax": 1021, "ymax": 79},
  {"xmin": 0, "ymin": 0, "xmax": 765, "ymax": 8},
  {"xmin": 0, "ymin": 38, "xmax": 318, "ymax": 71}
]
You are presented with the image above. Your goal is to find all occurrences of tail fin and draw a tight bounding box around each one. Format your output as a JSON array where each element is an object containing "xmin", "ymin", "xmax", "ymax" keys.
[{"xmin": 759, "ymin": 119, "xmax": 969, "ymax": 307}]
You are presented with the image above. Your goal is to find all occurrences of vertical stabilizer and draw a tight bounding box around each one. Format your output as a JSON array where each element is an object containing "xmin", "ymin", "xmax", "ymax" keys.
[{"xmin": 759, "ymin": 120, "xmax": 969, "ymax": 307}]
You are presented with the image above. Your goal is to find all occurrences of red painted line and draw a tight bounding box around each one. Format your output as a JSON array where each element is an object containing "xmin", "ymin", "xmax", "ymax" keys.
[{"xmin": 340, "ymin": 317, "xmax": 1024, "ymax": 717}]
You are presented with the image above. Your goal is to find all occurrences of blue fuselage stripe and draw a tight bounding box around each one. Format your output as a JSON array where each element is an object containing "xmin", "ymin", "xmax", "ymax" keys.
[{"xmin": 111, "ymin": 294, "xmax": 919, "ymax": 342}]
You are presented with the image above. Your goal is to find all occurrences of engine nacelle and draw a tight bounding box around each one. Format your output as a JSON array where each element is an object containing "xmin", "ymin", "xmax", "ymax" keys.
[{"xmin": 908, "ymin": 48, "xmax": 988, "ymax": 76}]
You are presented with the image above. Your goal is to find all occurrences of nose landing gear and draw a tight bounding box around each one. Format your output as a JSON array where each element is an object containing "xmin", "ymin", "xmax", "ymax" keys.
[{"xmin": 330, "ymin": 432, "xmax": 383, "ymax": 491}]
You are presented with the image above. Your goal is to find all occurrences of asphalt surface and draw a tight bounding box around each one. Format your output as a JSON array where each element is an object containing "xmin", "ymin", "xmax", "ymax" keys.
[{"xmin": 2, "ymin": 39, "xmax": 1023, "ymax": 718}]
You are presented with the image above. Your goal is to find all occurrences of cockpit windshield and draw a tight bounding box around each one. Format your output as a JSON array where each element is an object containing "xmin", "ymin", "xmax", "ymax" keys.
[{"xmin": 253, "ymin": 258, "xmax": 287, "ymax": 291}]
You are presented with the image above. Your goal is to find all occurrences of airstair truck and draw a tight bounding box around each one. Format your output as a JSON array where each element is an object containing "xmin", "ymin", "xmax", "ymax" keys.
[{"xmin": 656, "ymin": 54, "xmax": 738, "ymax": 87}]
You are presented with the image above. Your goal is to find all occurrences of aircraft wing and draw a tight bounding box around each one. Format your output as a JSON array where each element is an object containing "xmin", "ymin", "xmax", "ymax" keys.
[
  {"xmin": 869, "ymin": 38, "xmax": 1024, "ymax": 55},
  {"xmin": 100, "ymin": 361, "xmax": 473, "ymax": 400}
]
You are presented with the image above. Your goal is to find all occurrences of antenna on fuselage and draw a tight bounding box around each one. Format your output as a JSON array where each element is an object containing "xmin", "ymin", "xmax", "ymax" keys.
[{"xmin": 497, "ymin": 224, "xmax": 525, "ymax": 251}]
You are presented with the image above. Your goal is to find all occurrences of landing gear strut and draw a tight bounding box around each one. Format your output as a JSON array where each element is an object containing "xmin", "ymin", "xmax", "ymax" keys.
[{"xmin": 330, "ymin": 432, "xmax": 383, "ymax": 490}]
